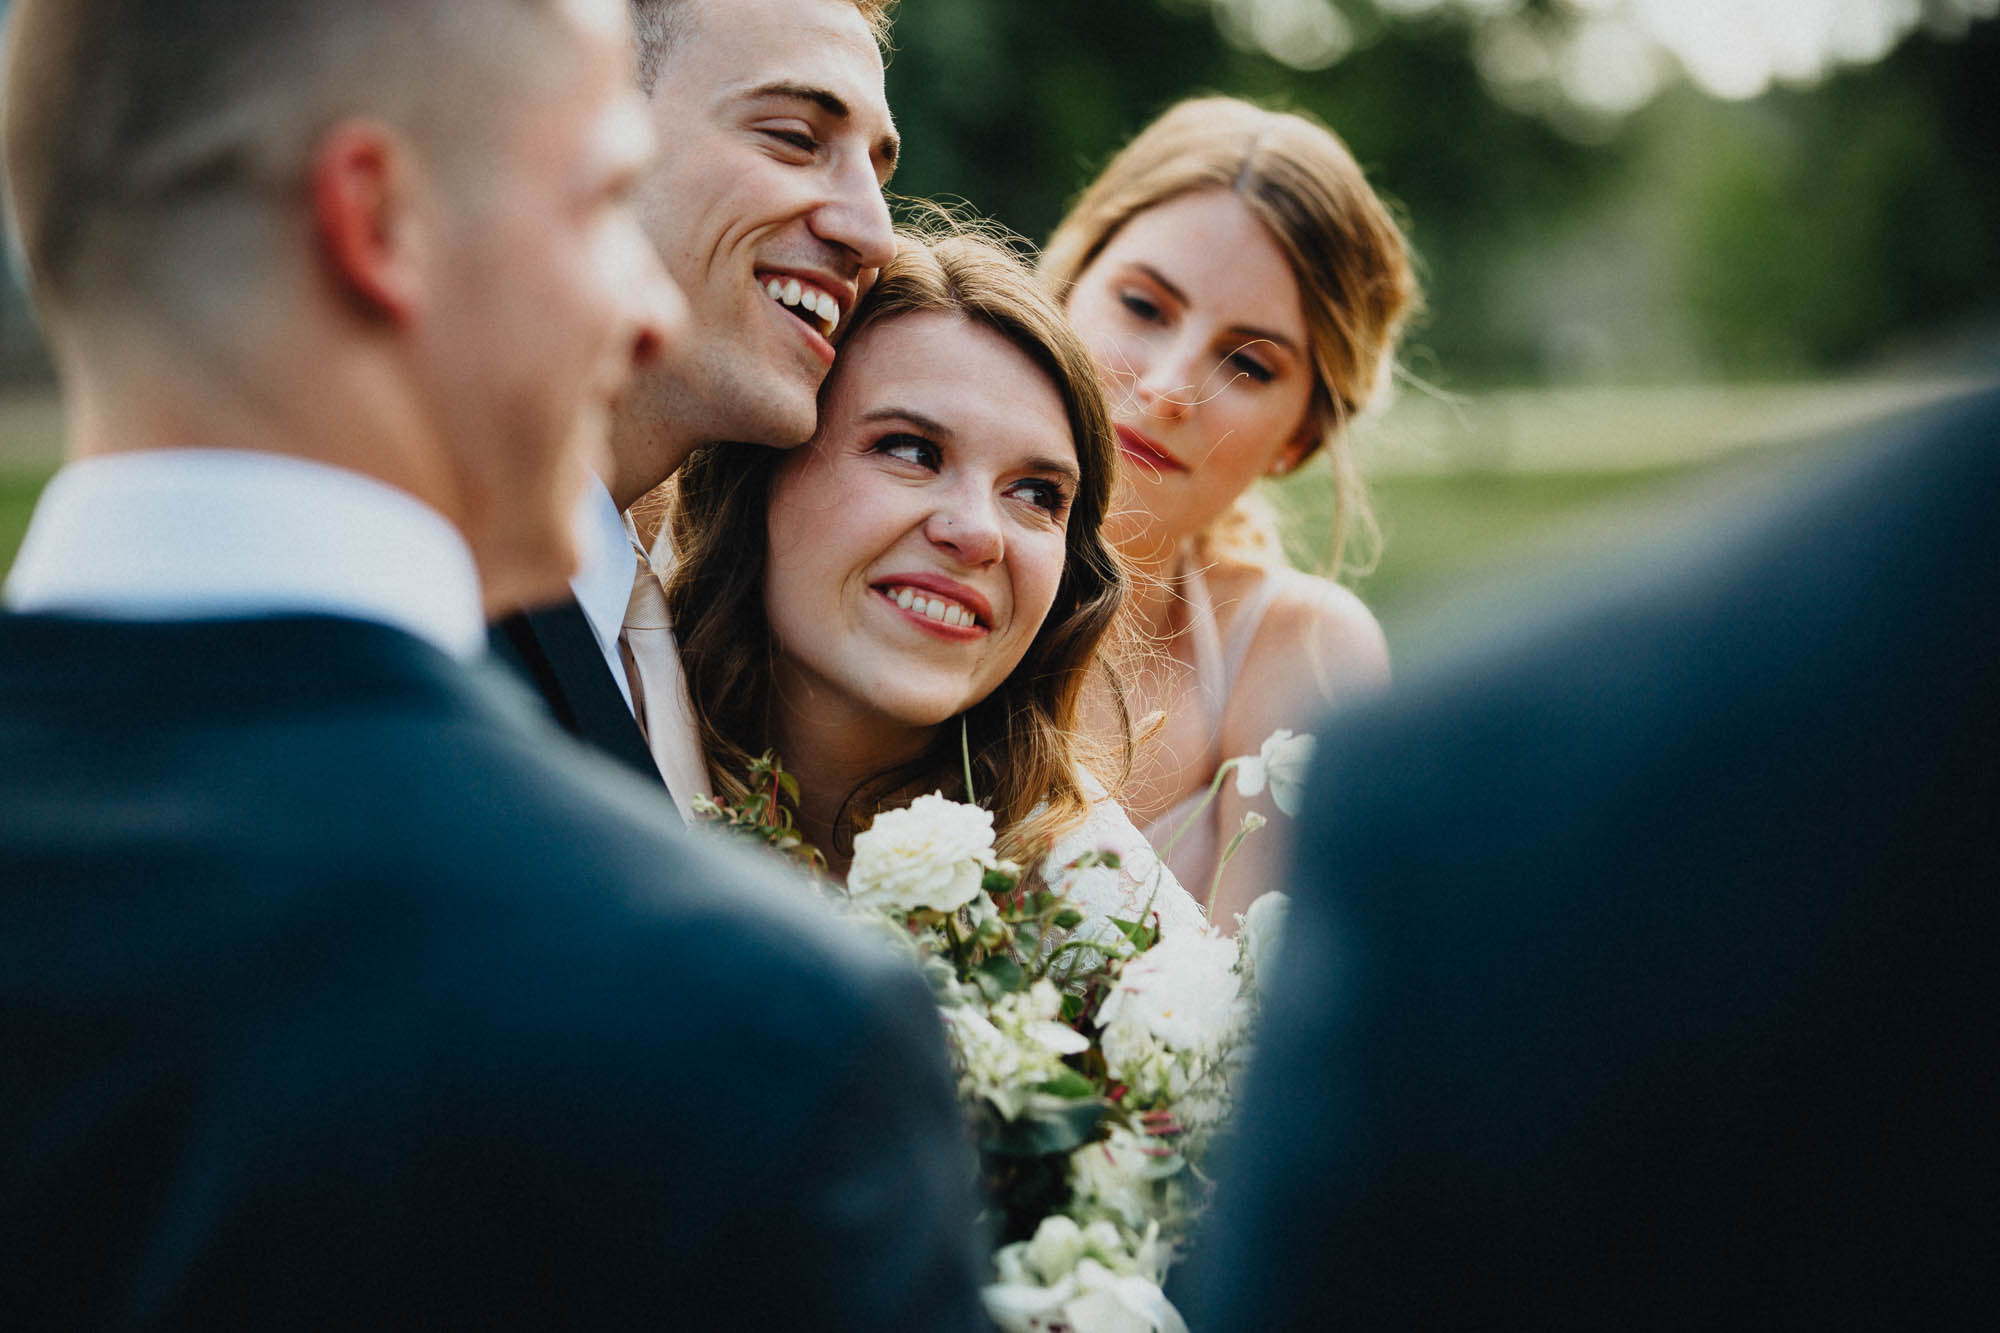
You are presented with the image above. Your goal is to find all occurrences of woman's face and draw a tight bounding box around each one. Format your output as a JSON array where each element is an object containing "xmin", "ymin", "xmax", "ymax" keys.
[
  {"xmin": 1064, "ymin": 188, "xmax": 1317, "ymax": 565},
  {"xmin": 764, "ymin": 309, "xmax": 1080, "ymax": 743}
]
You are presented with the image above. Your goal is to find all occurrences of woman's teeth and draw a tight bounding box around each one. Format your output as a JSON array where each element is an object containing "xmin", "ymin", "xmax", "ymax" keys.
[
  {"xmin": 889, "ymin": 586, "xmax": 978, "ymax": 629},
  {"xmin": 763, "ymin": 276, "xmax": 840, "ymax": 337}
]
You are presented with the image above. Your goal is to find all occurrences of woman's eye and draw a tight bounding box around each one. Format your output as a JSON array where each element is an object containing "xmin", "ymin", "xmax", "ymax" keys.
[
  {"xmin": 1228, "ymin": 351, "xmax": 1276, "ymax": 384},
  {"xmin": 1117, "ymin": 290, "xmax": 1162, "ymax": 322},
  {"xmin": 1010, "ymin": 479, "xmax": 1071, "ymax": 519},
  {"xmin": 874, "ymin": 433, "xmax": 940, "ymax": 469}
]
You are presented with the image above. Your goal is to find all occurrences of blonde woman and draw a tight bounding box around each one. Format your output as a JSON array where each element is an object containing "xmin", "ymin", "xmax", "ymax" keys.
[
  {"xmin": 666, "ymin": 229, "xmax": 1206, "ymax": 939},
  {"xmin": 1042, "ymin": 96, "xmax": 1421, "ymax": 924}
]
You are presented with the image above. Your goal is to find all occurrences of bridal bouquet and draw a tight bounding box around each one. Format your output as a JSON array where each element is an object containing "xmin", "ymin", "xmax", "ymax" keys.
[{"xmin": 695, "ymin": 742, "xmax": 1305, "ymax": 1333}]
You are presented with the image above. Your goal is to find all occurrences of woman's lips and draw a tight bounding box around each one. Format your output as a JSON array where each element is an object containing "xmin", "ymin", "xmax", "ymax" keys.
[
  {"xmin": 1115, "ymin": 424, "xmax": 1186, "ymax": 476},
  {"xmin": 871, "ymin": 575, "xmax": 993, "ymax": 642}
]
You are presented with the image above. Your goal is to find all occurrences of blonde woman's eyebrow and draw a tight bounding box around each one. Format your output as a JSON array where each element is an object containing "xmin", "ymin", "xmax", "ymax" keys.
[{"xmin": 1130, "ymin": 262, "xmax": 1301, "ymax": 356}]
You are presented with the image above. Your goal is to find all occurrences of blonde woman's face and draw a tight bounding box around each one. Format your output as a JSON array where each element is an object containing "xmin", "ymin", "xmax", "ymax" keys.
[
  {"xmin": 763, "ymin": 311, "xmax": 1079, "ymax": 745},
  {"xmin": 1064, "ymin": 188, "xmax": 1316, "ymax": 565}
]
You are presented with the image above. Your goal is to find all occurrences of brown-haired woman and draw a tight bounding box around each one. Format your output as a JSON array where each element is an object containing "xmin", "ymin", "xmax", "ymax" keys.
[
  {"xmin": 666, "ymin": 227, "xmax": 1206, "ymax": 936},
  {"xmin": 1042, "ymin": 96, "xmax": 1421, "ymax": 924}
]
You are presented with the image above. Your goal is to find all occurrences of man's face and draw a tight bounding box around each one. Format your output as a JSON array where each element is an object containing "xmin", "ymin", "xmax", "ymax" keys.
[
  {"xmin": 426, "ymin": 0, "xmax": 685, "ymax": 613},
  {"xmin": 623, "ymin": 0, "xmax": 897, "ymax": 463}
]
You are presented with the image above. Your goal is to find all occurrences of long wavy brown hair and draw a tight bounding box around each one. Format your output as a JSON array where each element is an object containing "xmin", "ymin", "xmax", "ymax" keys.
[
  {"xmin": 664, "ymin": 226, "xmax": 1127, "ymax": 868},
  {"xmin": 1042, "ymin": 95, "xmax": 1422, "ymax": 578}
]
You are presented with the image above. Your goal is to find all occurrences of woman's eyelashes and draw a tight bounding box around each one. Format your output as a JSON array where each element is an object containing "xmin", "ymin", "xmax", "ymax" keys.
[
  {"xmin": 1009, "ymin": 477, "xmax": 1071, "ymax": 520},
  {"xmin": 1116, "ymin": 285, "xmax": 1280, "ymax": 386},
  {"xmin": 873, "ymin": 432, "xmax": 940, "ymax": 469},
  {"xmin": 871, "ymin": 432, "xmax": 1071, "ymax": 520},
  {"xmin": 1228, "ymin": 347, "xmax": 1277, "ymax": 383},
  {"xmin": 1118, "ymin": 289, "xmax": 1163, "ymax": 322}
]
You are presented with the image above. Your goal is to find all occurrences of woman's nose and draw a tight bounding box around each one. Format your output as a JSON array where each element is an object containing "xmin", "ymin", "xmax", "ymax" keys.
[
  {"xmin": 923, "ymin": 489, "xmax": 1003, "ymax": 567},
  {"xmin": 1128, "ymin": 339, "xmax": 1197, "ymax": 422}
]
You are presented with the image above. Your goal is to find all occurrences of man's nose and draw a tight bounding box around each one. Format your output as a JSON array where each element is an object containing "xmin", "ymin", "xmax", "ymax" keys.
[{"xmin": 810, "ymin": 159, "xmax": 897, "ymax": 274}]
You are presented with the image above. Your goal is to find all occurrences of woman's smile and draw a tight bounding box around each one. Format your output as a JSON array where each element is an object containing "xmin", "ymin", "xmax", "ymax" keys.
[
  {"xmin": 872, "ymin": 574, "xmax": 993, "ymax": 637},
  {"xmin": 763, "ymin": 309, "xmax": 1077, "ymax": 733}
]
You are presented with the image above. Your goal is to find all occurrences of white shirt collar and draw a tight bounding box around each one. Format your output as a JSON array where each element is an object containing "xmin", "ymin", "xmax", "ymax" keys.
[
  {"xmin": 3, "ymin": 449, "xmax": 486, "ymax": 659},
  {"xmin": 569, "ymin": 473, "xmax": 639, "ymax": 711}
]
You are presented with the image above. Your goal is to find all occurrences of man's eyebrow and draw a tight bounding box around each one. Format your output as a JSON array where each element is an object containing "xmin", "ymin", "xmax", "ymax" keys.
[
  {"xmin": 1128, "ymin": 263, "xmax": 1301, "ymax": 356},
  {"xmin": 742, "ymin": 80, "xmax": 900, "ymax": 174}
]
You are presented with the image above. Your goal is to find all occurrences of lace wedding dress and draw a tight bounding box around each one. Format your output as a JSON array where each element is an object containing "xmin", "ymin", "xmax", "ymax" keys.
[{"xmin": 1035, "ymin": 793, "xmax": 1211, "ymax": 973}]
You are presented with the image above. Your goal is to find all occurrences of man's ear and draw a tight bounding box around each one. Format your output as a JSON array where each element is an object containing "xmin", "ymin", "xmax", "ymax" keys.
[{"xmin": 308, "ymin": 120, "xmax": 426, "ymax": 325}]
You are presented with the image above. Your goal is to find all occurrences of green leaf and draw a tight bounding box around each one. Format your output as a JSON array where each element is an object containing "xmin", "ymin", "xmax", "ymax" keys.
[
  {"xmin": 982, "ymin": 868, "xmax": 1018, "ymax": 896},
  {"xmin": 1036, "ymin": 1068, "xmax": 1097, "ymax": 1099},
  {"xmin": 1051, "ymin": 908, "xmax": 1084, "ymax": 930},
  {"xmin": 1060, "ymin": 993, "xmax": 1085, "ymax": 1024},
  {"xmin": 980, "ymin": 1096, "xmax": 1112, "ymax": 1157},
  {"xmin": 977, "ymin": 955, "xmax": 1026, "ymax": 994}
]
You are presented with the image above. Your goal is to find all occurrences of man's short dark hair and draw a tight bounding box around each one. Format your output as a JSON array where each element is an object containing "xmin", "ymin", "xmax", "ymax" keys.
[
  {"xmin": 2, "ymin": 0, "xmax": 558, "ymax": 320},
  {"xmin": 628, "ymin": 0, "xmax": 894, "ymax": 94}
]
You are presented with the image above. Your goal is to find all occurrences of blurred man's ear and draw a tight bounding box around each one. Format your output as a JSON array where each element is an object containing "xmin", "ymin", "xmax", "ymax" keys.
[{"xmin": 308, "ymin": 120, "xmax": 427, "ymax": 325}]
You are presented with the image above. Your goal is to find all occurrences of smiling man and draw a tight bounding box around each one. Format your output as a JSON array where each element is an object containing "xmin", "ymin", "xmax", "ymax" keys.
[{"xmin": 493, "ymin": 0, "xmax": 900, "ymax": 812}]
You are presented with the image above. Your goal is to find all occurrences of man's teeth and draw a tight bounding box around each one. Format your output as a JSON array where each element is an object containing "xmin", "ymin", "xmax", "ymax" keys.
[
  {"xmin": 889, "ymin": 586, "xmax": 978, "ymax": 629},
  {"xmin": 762, "ymin": 276, "xmax": 840, "ymax": 336}
]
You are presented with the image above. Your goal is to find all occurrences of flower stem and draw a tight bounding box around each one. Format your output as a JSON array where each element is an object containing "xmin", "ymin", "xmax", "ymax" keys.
[
  {"xmin": 1204, "ymin": 814, "xmax": 1261, "ymax": 919},
  {"xmin": 1160, "ymin": 758, "xmax": 1238, "ymax": 872},
  {"xmin": 960, "ymin": 714, "xmax": 976, "ymax": 805}
]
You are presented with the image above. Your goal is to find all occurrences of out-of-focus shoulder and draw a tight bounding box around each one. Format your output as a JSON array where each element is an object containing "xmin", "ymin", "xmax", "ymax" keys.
[{"xmin": 1244, "ymin": 565, "xmax": 1390, "ymax": 698}]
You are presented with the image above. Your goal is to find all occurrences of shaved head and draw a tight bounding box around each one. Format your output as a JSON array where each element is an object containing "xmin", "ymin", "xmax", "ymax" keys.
[{"xmin": 2, "ymin": 0, "xmax": 571, "ymax": 327}]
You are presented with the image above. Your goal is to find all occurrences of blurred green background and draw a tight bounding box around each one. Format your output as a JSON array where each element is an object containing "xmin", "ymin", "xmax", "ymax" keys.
[{"xmin": 4, "ymin": 0, "xmax": 1996, "ymax": 651}]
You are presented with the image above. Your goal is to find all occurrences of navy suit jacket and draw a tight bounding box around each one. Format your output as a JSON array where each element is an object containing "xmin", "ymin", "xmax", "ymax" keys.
[
  {"xmin": 1186, "ymin": 390, "xmax": 2000, "ymax": 1329},
  {"xmin": 490, "ymin": 597, "xmax": 662, "ymax": 787},
  {"xmin": 0, "ymin": 614, "xmax": 986, "ymax": 1330}
]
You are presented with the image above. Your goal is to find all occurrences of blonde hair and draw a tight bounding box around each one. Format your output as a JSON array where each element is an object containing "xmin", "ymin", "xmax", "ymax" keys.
[
  {"xmin": 1042, "ymin": 96, "xmax": 1421, "ymax": 578},
  {"xmin": 665, "ymin": 223, "xmax": 1128, "ymax": 869}
]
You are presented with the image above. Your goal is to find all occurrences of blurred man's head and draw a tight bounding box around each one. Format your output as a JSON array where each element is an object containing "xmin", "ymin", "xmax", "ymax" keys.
[
  {"xmin": 1, "ymin": 0, "xmax": 681, "ymax": 611},
  {"xmin": 606, "ymin": 0, "xmax": 898, "ymax": 506}
]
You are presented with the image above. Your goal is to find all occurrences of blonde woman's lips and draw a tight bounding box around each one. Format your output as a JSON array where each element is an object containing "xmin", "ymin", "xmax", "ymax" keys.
[{"xmin": 1115, "ymin": 424, "xmax": 1185, "ymax": 476}]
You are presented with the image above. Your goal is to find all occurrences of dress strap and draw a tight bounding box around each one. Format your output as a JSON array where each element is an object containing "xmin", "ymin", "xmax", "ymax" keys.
[
  {"xmin": 1177, "ymin": 549, "xmax": 1228, "ymax": 738},
  {"xmin": 1218, "ymin": 567, "xmax": 1286, "ymax": 698}
]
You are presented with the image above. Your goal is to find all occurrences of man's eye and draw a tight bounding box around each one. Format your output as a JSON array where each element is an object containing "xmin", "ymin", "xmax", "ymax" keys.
[
  {"xmin": 874, "ymin": 433, "xmax": 939, "ymax": 469},
  {"xmin": 763, "ymin": 129, "xmax": 817, "ymax": 153}
]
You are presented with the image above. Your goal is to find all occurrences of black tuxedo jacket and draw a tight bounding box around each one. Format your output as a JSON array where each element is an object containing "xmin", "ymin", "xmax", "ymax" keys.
[
  {"xmin": 0, "ymin": 614, "xmax": 985, "ymax": 1330},
  {"xmin": 490, "ymin": 596, "xmax": 661, "ymax": 786},
  {"xmin": 1187, "ymin": 390, "xmax": 2000, "ymax": 1330}
]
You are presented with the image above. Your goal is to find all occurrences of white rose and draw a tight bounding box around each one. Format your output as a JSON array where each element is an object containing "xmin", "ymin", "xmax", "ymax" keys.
[
  {"xmin": 1070, "ymin": 1126, "xmax": 1183, "ymax": 1231},
  {"xmin": 847, "ymin": 793, "xmax": 998, "ymax": 915},
  {"xmin": 1098, "ymin": 929, "xmax": 1242, "ymax": 1054},
  {"xmin": 1023, "ymin": 1215, "xmax": 1087, "ymax": 1284}
]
